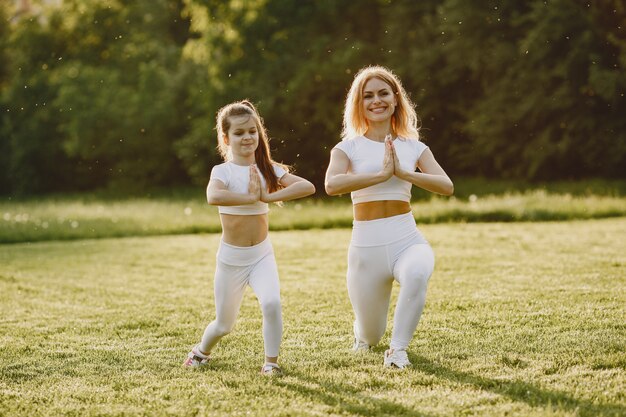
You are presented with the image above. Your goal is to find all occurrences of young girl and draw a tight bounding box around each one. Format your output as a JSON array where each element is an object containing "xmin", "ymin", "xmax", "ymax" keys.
[
  {"xmin": 184, "ymin": 100, "xmax": 315, "ymax": 375},
  {"xmin": 325, "ymin": 66, "xmax": 453, "ymax": 368}
]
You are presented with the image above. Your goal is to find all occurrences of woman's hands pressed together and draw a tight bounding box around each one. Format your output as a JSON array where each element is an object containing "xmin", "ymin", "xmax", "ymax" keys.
[
  {"xmin": 325, "ymin": 135, "xmax": 403, "ymax": 196},
  {"xmin": 389, "ymin": 137, "xmax": 409, "ymax": 181},
  {"xmin": 380, "ymin": 135, "xmax": 395, "ymax": 181},
  {"xmin": 382, "ymin": 136, "xmax": 454, "ymax": 196},
  {"xmin": 382, "ymin": 135, "xmax": 410, "ymax": 181}
]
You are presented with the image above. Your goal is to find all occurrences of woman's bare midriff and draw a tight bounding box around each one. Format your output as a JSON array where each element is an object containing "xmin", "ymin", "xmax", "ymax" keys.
[
  {"xmin": 220, "ymin": 213, "xmax": 269, "ymax": 246},
  {"xmin": 353, "ymin": 200, "xmax": 411, "ymax": 221}
]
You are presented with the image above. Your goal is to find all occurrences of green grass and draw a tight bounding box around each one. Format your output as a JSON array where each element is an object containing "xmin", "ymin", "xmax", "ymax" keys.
[
  {"xmin": 1, "ymin": 189, "xmax": 625, "ymax": 243},
  {"xmin": 1, "ymin": 219, "xmax": 625, "ymax": 416}
]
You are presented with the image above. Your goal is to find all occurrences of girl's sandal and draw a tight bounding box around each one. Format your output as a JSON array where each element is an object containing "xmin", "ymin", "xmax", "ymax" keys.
[{"xmin": 260, "ymin": 363, "xmax": 283, "ymax": 376}]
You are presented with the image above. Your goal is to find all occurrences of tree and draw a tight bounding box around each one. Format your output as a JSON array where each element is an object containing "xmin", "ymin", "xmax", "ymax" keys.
[
  {"xmin": 53, "ymin": 0, "xmax": 194, "ymax": 189},
  {"xmin": 2, "ymin": 0, "xmax": 624, "ymax": 195},
  {"xmin": 178, "ymin": 0, "xmax": 385, "ymax": 188},
  {"xmin": 385, "ymin": 0, "xmax": 626, "ymax": 180},
  {"xmin": 0, "ymin": 2, "xmax": 12, "ymax": 193},
  {"xmin": 1, "ymin": 8, "xmax": 74, "ymax": 194},
  {"xmin": 1, "ymin": 0, "xmax": 196, "ymax": 194}
]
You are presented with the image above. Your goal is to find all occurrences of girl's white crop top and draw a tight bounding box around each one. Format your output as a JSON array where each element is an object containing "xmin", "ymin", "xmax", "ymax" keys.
[
  {"xmin": 333, "ymin": 136, "xmax": 428, "ymax": 204},
  {"xmin": 209, "ymin": 161, "xmax": 287, "ymax": 215}
]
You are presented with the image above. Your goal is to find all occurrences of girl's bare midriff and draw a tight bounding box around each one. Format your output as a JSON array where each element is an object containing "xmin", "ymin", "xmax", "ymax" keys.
[
  {"xmin": 353, "ymin": 200, "xmax": 411, "ymax": 221},
  {"xmin": 220, "ymin": 213, "xmax": 269, "ymax": 246}
]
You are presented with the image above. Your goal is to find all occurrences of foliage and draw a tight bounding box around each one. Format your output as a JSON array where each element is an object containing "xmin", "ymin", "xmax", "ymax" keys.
[
  {"xmin": 0, "ymin": 0, "xmax": 624, "ymax": 194},
  {"xmin": 459, "ymin": 0, "xmax": 626, "ymax": 179},
  {"xmin": 0, "ymin": 3, "xmax": 11, "ymax": 193},
  {"xmin": 1, "ymin": 7, "xmax": 72, "ymax": 194},
  {"xmin": 1, "ymin": 0, "xmax": 194, "ymax": 193},
  {"xmin": 178, "ymin": 0, "xmax": 385, "ymax": 184},
  {"xmin": 1, "ymin": 179, "xmax": 625, "ymax": 243},
  {"xmin": 382, "ymin": 0, "xmax": 626, "ymax": 179}
]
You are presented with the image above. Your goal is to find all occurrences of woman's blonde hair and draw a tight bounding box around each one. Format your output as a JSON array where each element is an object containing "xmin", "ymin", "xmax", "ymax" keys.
[
  {"xmin": 341, "ymin": 66, "xmax": 420, "ymax": 141},
  {"xmin": 216, "ymin": 100, "xmax": 287, "ymax": 193}
]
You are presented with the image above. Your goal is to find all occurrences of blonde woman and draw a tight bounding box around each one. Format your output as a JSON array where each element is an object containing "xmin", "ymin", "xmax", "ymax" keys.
[{"xmin": 325, "ymin": 66, "xmax": 453, "ymax": 368}]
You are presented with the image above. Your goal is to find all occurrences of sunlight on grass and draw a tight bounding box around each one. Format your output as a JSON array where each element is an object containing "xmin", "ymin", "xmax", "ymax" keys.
[
  {"xmin": 0, "ymin": 219, "xmax": 624, "ymax": 416},
  {"xmin": 1, "ymin": 191, "xmax": 625, "ymax": 243}
]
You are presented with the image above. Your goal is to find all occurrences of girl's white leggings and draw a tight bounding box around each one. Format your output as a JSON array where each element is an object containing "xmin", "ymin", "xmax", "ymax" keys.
[
  {"xmin": 348, "ymin": 212, "xmax": 435, "ymax": 350},
  {"xmin": 199, "ymin": 237, "xmax": 282, "ymax": 358}
]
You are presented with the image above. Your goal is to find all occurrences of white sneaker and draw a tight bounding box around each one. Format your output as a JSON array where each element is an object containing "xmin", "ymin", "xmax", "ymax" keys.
[
  {"xmin": 384, "ymin": 349, "xmax": 411, "ymax": 369},
  {"xmin": 352, "ymin": 322, "xmax": 370, "ymax": 352},
  {"xmin": 183, "ymin": 345, "xmax": 210, "ymax": 367}
]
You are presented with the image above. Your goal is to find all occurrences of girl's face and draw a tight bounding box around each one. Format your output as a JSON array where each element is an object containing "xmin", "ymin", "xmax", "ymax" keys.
[
  {"xmin": 225, "ymin": 115, "xmax": 259, "ymax": 161},
  {"xmin": 362, "ymin": 77, "xmax": 397, "ymax": 123}
]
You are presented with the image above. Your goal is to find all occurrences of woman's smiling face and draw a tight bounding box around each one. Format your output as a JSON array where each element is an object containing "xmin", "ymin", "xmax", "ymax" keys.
[{"xmin": 362, "ymin": 77, "xmax": 397, "ymax": 123}]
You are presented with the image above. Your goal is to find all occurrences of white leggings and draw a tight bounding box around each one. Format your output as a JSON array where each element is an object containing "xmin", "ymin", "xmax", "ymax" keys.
[
  {"xmin": 348, "ymin": 212, "xmax": 435, "ymax": 350},
  {"xmin": 199, "ymin": 237, "xmax": 282, "ymax": 358}
]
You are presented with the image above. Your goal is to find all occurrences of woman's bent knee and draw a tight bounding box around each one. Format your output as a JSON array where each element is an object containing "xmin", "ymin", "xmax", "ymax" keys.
[{"xmin": 360, "ymin": 327, "xmax": 385, "ymax": 346}]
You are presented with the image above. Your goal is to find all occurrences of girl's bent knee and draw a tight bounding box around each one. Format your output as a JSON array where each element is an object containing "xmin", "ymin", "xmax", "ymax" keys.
[
  {"xmin": 213, "ymin": 322, "xmax": 235, "ymax": 337},
  {"xmin": 261, "ymin": 299, "xmax": 281, "ymax": 317}
]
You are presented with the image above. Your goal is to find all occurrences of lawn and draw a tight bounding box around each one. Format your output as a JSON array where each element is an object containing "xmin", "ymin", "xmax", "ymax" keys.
[
  {"xmin": 1, "ymin": 219, "xmax": 624, "ymax": 416},
  {"xmin": 1, "ymin": 189, "xmax": 625, "ymax": 243}
]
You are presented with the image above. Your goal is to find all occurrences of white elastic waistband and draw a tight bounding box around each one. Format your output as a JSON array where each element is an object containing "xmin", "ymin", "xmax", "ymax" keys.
[
  {"xmin": 217, "ymin": 236, "xmax": 273, "ymax": 266},
  {"xmin": 351, "ymin": 212, "xmax": 425, "ymax": 247}
]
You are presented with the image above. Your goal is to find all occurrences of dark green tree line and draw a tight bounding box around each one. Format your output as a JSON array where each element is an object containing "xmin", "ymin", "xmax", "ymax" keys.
[
  {"xmin": 1, "ymin": 0, "xmax": 194, "ymax": 193},
  {"xmin": 1, "ymin": 0, "xmax": 624, "ymax": 195}
]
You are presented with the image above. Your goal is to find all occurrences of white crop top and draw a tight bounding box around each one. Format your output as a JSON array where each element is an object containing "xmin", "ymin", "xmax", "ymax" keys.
[
  {"xmin": 209, "ymin": 161, "xmax": 287, "ymax": 215},
  {"xmin": 333, "ymin": 136, "xmax": 428, "ymax": 204}
]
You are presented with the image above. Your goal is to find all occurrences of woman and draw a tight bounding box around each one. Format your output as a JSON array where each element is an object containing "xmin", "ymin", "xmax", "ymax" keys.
[{"xmin": 325, "ymin": 66, "xmax": 453, "ymax": 368}]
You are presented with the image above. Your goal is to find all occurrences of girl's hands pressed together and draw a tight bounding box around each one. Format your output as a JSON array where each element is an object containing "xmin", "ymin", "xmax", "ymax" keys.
[
  {"xmin": 259, "ymin": 167, "xmax": 271, "ymax": 203},
  {"xmin": 248, "ymin": 165, "xmax": 261, "ymax": 202},
  {"xmin": 260, "ymin": 182, "xmax": 270, "ymax": 203}
]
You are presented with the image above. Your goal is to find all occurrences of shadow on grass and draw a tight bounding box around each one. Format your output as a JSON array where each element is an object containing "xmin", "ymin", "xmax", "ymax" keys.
[
  {"xmin": 274, "ymin": 368, "xmax": 435, "ymax": 417},
  {"xmin": 273, "ymin": 354, "xmax": 625, "ymax": 417},
  {"xmin": 412, "ymin": 355, "xmax": 625, "ymax": 417}
]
